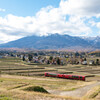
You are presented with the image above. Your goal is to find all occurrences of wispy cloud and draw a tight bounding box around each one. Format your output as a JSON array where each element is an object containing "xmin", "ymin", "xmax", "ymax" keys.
[{"xmin": 0, "ymin": 8, "xmax": 6, "ymax": 12}]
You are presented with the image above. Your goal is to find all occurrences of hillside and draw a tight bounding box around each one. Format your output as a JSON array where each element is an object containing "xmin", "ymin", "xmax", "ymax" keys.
[{"xmin": 0, "ymin": 34, "xmax": 99, "ymax": 50}]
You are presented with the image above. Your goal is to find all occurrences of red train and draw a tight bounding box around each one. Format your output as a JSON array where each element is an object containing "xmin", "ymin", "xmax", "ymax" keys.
[{"xmin": 45, "ymin": 72, "xmax": 85, "ymax": 81}]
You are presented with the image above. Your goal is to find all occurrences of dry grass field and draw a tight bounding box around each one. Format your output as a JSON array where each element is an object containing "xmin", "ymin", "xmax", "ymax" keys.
[{"xmin": 0, "ymin": 57, "xmax": 100, "ymax": 100}]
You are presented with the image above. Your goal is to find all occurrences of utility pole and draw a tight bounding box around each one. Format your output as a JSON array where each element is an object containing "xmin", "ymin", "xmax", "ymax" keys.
[{"xmin": 0, "ymin": 71, "xmax": 1, "ymax": 77}]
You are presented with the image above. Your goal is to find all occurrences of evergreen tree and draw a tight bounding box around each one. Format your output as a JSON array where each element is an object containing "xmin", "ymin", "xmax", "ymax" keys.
[
  {"xmin": 28, "ymin": 54, "xmax": 33, "ymax": 61},
  {"xmin": 75, "ymin": 52, "xmax": 80, "ymax": 57},
  {"xmin": 47, "ymin": 60, "xmax": 50, "ymax": 64},
  {"xmin": 57, "ymin": 58, "xmax": 60, "ymax": 65},
  {"xmin": 23, "ymin": 55, "xmax": 25, "ymax": 61},
  {"xmin": 84, "ymin": 58, "xmax": 87, "ymax": 61},
  {"xmin": 96, "ymin": 59, "xmax": 99, "ymax": 65},
  {"xmin": 49, "ymin": 56, "xmax": 53, "ymax": 61}
]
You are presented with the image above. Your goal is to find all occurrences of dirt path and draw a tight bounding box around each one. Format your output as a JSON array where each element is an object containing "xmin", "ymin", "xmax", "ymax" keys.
[{"xmin": 48, "ymin": 81, "xmax": 100, "ymax": 98}]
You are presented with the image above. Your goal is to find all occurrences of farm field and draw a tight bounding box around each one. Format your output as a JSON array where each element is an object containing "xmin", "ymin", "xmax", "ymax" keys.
[{"xmin": 0, "ymin": 57, "xmax": 100, "ymax": 100}]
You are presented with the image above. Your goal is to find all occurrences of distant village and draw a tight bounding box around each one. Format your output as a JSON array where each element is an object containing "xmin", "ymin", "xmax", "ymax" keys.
[{"xmin": 0, "ymin": 50, "xmax": 100, "ymax": 66}]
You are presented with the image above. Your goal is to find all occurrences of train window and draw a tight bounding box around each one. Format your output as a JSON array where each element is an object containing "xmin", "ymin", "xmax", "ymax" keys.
[
  {"xmin": 69, "ymin": 75, "xmax": 72, "ymax": 78},
  {"xmin": 46, "ymin": 73, "xmax": 49, "ymax": 76},
  {"xmin": 80, "ymin": 76, "xmax": 83, "ymax": 79},
  {"xmin": 49, "ymin": 73, "xmax": 57, "ymax": 77},
  {"xmin": 75, "ymin": 76, "xmax": 79, "ymax": 79},
  {"xmin": 77, "ymin": 76, "xmax": 79, "ymax": 78}
]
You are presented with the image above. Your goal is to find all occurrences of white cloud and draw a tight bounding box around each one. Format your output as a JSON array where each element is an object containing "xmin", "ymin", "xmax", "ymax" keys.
[
  {"xmin": 60, "ymin": 0, "xmax": 100, "ymax": 16},
  {"xmin": 1, "ymin": 0, "xmax": 100, "ymax": 43},
  {"xmin": 0, "ymin": 8, "xmax": 5, "ymax": 12},
  {"xmin": 0, "ymin": 32, "xmax": 22, "ymax": 44},
  {"xmin": 96, "ymin": 22, "xmax": 100, "ymax": 28}
]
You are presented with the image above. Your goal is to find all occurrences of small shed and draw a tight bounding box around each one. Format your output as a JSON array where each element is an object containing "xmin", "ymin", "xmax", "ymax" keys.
[
  {"xmin": 82, "ymin": 61, "xmax": 87, "ymax": 65},
  {"xmin": 89, "ymin": 60, "xmax": 95, "ymax": 65}
]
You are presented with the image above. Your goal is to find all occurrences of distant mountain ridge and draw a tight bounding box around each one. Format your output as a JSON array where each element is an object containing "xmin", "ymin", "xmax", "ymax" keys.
[{"xmin": 0, "ymin": 33, "xmax": 100, "ymax": 50}]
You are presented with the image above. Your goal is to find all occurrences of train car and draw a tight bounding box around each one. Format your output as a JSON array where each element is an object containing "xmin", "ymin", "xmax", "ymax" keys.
[
  {"xmin": 63, "ymin": 74, "xmax": 85, "ymax": 81},
  {"xmin": 45, "ymin": 72, "xmax": 58, "ymax": 77},
  {"xmin": 45, "ymin": 72, "xmax": 85, "ymax": 81}
]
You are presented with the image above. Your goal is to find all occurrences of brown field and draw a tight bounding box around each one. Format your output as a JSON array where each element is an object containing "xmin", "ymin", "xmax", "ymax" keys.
[{"xmin": 0, "ymin": 57, "xmax": 100, "ymax": 100}]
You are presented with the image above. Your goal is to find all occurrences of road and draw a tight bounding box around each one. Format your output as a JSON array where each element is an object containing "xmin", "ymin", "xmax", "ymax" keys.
[{"xmin": 48, "ymin": 81, "xmax": 100, "ymax": 97}]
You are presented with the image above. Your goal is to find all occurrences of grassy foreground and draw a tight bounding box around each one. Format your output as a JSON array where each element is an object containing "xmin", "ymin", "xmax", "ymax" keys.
[
  {"xmin": 0, "ymin": 74, "xmax": 82, "ymax": 100},
  {"xmin": 0, "ymin": 57, "xmax": 100, "ymax": 100}
]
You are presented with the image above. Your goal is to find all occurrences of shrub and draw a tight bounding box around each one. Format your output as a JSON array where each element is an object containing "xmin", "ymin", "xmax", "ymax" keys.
[
  {"xmin": 0, "ymin": 95, "xmax": 12, "ymax": 100},
  {"xmin": 24, "ymin": 86, "xmax": 48, "ymax": 93}
]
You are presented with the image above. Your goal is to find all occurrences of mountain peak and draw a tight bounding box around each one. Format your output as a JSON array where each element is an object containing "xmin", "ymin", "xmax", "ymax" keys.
[{"xmin": 0, "ymin": 34, "xmax": 99, "ymax": 50}]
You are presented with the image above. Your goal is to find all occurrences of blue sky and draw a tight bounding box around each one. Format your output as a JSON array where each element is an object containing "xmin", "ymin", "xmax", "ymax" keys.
[
  {"xmin": 0, "ymin": 0, "xmax": 60, "ymax": 17},
  {"xmin": 0, "ymin": 0, "xmax": 100, "ymax": 43}
]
